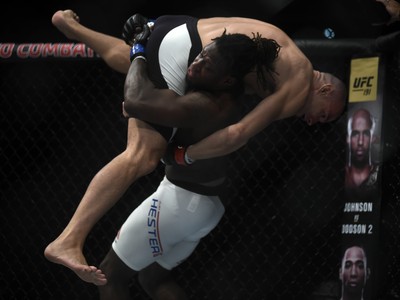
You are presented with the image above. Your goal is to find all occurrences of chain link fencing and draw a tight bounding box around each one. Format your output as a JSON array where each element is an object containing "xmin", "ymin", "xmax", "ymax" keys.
[{"xmin": 1, "ymin": 44, "xmax": 399, "ymax": 300}]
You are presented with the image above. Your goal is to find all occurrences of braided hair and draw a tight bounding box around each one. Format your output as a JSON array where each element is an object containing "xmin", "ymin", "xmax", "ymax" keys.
[{"xmin": 213, "ymin": 30, "xmax": 281, "ymax": 93}]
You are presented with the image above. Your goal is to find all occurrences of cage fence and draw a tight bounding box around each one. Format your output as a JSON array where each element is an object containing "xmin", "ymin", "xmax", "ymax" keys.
[{"xmin": 1, "ymin": 45, "xmax": 399, "ymax": 300}]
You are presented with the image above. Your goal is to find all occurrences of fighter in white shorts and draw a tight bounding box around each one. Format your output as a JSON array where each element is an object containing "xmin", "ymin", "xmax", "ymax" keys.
[
  {"xmin": 99, "ymin": 14, "xmax": 280, "ymax": 299},
  {"xmin": 113, "ymin": 177, "xmax": 225, "ymax": 270},
  {"xmin": 111, "ymin": 14, "xmax": 226, "ymax": 276}
]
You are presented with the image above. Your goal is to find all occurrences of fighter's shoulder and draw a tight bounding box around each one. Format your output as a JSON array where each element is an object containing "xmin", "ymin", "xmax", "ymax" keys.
[
  {"xmin": 275, "ymin": 51, "xmax": 312, "ymax": 84},
  {"xmin": 199, "ymin": 17, "xmax": 278, "ymax": 32}
]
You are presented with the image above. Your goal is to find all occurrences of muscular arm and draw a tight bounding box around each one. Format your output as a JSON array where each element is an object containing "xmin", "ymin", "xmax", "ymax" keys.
[
  {"xmin": 186, "ymin": 79, "xmax": 309, "ymax": 160},
  {"xmin": 123, "ymin": 58, "xmax": 217, "ymax": 127}
]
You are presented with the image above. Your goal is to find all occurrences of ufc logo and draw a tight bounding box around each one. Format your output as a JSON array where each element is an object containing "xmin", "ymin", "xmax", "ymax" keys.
[{"xmin": 353, "ymin": 76, "xmax": 374, "ymax": 88}]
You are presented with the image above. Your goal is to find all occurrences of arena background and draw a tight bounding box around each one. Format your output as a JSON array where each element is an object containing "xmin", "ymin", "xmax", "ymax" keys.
[{"xmin": 1, "ymin": 0, "xmax": 400, "ymax": 299}]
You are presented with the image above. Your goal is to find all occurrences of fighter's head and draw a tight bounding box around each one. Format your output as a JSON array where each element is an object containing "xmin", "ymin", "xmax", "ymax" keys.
[
  {"xmin": 186, "ymin": 31, "xmax": 281, "ymax": 94},
  {"xmin": 301, "ymin": 71, "xmax": 347, "ymax": 125},
  {"xmin": 347, "ymin": 108, "xmax": 376, "ymax": 166},
  {"xmin": 339, "ymin": 245, "xmax": 370, "ymax": 296}
]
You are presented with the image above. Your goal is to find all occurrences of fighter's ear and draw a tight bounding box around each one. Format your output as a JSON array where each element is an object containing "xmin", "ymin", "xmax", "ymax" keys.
[
  {"xmin": 347, "ymin": 117, "xmax": 352, "ymax": 144},
  {"xmin": 320, "ymin": 84, "xmax": 332, "ymax": 96}
]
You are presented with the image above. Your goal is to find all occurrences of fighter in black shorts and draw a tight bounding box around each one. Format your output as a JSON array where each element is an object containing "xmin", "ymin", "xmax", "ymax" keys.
[
  {"xmin": 140, "ymin": 15, "xmax": 202, "ymax": 141},
  {"xmin": 97, "ymin": 17, "xmax": 281, "ymax": 300}
]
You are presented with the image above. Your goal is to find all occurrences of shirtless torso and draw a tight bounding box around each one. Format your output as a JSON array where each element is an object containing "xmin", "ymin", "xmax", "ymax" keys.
[
  {"xmin": 188, "ymin": 17, "xmax": 316, "ymax": 159},
  {"xmin": 199, "ymin": 17, "xmax": 312, "ymax": 115}
]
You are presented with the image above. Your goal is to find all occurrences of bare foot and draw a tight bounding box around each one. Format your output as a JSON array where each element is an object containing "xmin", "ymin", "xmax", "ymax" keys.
[
  {"xmin": 44, "ymin": 239, "xmax": 107, "ymax": 286},
  {"xmin": 51, "ymin": 10, "xmax": 81, "ymax": 40}
]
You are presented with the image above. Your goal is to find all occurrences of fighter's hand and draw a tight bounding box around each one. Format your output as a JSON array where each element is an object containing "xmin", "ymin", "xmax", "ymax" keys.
[
  {"xmin": 122, "ymin": 13, "xmax": 153, "ymax": 46},
  {"xmin": 376, "ymin": 0, "xmax": 400, "ymax": 25},
  {"xmin": 162, "ymin": 144, "xmax": 195, "ymax": 166}
]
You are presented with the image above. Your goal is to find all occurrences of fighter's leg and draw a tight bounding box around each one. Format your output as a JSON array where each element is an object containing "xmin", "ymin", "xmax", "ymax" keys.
[
  {"xmin": 139, "ymin": 263, "xmax": 188, "ymax": 300},
  {"xmin": 44, "ymin": 119, "xmax": 167, "ymax": 285},
  {"xmin": 98, "ymin": 248, "xmax": 138, "ymax": 300},
  {"xmin": 51, "ymin": 9, "xmax": 131, "ymax": 74}
]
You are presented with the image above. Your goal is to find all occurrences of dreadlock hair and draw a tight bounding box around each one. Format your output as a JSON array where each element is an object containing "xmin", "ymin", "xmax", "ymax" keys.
[{"xmin": 212, "ymin": 30, "xmax": 281, "ymax": 92}]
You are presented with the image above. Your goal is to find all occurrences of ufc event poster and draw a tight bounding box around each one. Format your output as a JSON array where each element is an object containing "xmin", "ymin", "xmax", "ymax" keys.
[{"xmin": 341, "ymin": 55, "xmax": 385, "ymax": 300}]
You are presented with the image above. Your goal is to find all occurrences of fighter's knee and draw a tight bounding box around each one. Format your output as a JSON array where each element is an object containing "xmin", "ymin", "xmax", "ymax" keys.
[
  {"xmin": 99, "ymin": 253, "xmax": 131, "ymax": 286},
  {"xmin": 123, "ymin": 150, "xmax": 160, "ymax": 176},
  {"xmin": 99, "ymin": 259, "xmax": 116, "ymax": 285},
  {"xmin": 138, "ymin": 271, "xmax": 153, "ymax": 292},
  {"xmin": 138, "ymin": 265, "xmax": 170, "ymax": 294},
  {"xmin": 124, "ymin": 143, "xmax": 166, "ymax": 175}
]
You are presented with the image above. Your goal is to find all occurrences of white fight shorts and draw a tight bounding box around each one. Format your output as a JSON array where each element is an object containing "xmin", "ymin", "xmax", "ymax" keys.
[{"xmin": 112, "ymin": 176, "xmax": 225, "ymax": 271}]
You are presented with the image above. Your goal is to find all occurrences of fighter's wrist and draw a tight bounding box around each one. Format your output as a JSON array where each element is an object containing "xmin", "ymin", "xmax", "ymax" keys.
[
  {"xmin": 130, "ymin": 43, "xmax": 146, "ymax": 62},
  {"xmin": 185, "ymin": 145, "xmax": 195, "ymax": 164},
  {"xmin": 133, "ymin": 55, "xmax": 147, "ymax": 62}
]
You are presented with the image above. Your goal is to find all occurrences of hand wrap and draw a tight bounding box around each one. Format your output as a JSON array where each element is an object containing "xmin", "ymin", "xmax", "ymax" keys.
[
  {"xmin": 130, "ymin": 43, "xmax": 146, "ymax": 62},
  {"xmin": 163, "ymin": 144, "xmax": 195, "ymax": 166}
]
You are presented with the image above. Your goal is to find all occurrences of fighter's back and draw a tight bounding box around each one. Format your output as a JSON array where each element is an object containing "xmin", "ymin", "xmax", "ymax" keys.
[{"xmin": 198, "ymin": 17, "xmax": 313, "ymax": 109}]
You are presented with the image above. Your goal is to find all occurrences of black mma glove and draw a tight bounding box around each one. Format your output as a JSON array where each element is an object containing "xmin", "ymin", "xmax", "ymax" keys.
[
  {"xmin": 163, "ymin": 144, "xmax": 195, "ymax": 166},
  {"xmin": 130, "ymin": 43, "xmax": 146, "ymax": 62},
  {"xmin": 122, "ymin": 13, "xmax": 154, "ymax": 46}
]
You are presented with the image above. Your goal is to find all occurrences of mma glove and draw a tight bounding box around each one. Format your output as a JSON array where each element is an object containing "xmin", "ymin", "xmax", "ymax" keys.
[
  {"xmin": 122, "ymin": 13, "xmax": 155, "ymax": 46},
  {"xmin": 130, "ymin": 43, "xmax": 146, "ymax": 62},
  {"xmin": 162, "ymin": 144, "xmax": 195, "ymax": 166}
]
